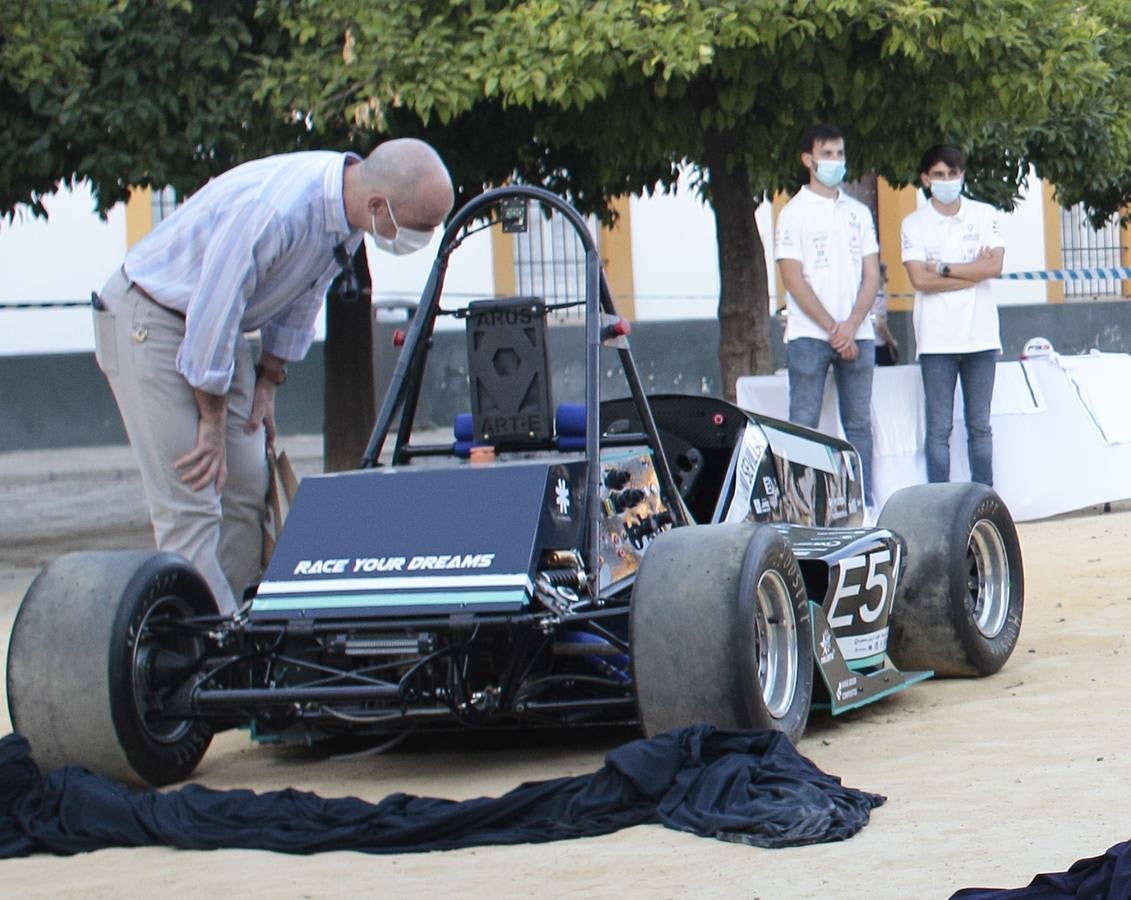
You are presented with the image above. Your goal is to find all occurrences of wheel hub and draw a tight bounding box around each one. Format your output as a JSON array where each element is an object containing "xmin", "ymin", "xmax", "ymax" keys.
[
  {"xmin": 967, "ymin": 518, "xmax": 1010, "ymax": 639},
  {"xmin": 131, "ymin": 594, "xmax": 204, "ymax": 744},
  {"xmin": 752, "ymin": 569, "xmax": 798, "ymax": 719}
]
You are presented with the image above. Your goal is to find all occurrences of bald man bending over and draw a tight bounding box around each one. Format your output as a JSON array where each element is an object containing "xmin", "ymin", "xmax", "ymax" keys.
[{"xmin": 93, "ymin": 139, "xmax": 454, "ymax": 613}]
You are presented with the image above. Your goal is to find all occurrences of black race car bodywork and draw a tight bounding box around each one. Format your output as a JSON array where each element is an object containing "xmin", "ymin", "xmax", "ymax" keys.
[{"xmin": 6, "ymin": 187, "xmax": 1024, "ymax": 786}]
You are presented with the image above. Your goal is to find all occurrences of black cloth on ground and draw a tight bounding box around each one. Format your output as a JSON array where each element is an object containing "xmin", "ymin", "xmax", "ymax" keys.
[
  {"xmin": 952, "ymin": 840, "xmax": 1131, "ymax": 899},
  {"xmin": 0, "ymin": 724, "xmax": 884, "ymax": 858}
]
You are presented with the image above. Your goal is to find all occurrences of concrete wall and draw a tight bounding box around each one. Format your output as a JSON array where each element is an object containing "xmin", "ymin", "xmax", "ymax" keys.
[
  {"xmin": 5, "ymin": 302, "xmax": 1131, "ymax": 453},
  {"xmin": 1, "ymin": 320, "xmax": 724, "ymax": 453}
]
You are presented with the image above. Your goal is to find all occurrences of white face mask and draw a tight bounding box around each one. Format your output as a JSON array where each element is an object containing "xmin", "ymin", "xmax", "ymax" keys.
[
  {"xmin": 371, "ymin": 198, "xmax": 434, "ymax": 256},
  {"xmin": 929, "ymin": 177, "xmax": 964, "ymax": 205}
]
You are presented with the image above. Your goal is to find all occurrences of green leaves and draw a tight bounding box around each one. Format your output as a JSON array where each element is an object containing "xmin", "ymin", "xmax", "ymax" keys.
[
  {"xmin": 0, "ymin": 0, "xmax": 318, "ymax": 217},
  {"xmin": 3, "ymin": 0, "xmax": 1130, "ymax": 226}
]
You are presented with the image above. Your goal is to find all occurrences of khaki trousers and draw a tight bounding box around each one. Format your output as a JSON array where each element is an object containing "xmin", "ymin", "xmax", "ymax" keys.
[{"xmin": 93, "ymin": 269, "xmax": 267, "ymax": 614}]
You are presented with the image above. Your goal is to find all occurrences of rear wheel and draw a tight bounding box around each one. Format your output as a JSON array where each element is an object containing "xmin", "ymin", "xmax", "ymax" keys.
[
  {"xmin": 7, "ymin": 550, "xmax": 218, "ymax": 785},
  {"xmin": 631, "ymin": 523, "xmax": 813, "ymax": 741},
  {"xmin": 879, "ymin": 483, "xmax": 1024, "ymax": 676}
]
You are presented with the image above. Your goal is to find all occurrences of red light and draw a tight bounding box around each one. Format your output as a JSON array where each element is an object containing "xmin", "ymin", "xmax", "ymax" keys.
[
  {"xmin": 712, "ymin": 413, "xmax": 725, "ymax": 426},
  {"xmin": 392, "ymin": 328, "xmax": 406, "ymax": 348},
  {"xmin": 602, "ymin": 317, "xmax": 632, "ymax": 341}
]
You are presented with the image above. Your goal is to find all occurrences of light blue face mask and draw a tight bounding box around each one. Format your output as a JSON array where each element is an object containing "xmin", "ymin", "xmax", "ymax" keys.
[
  {"xmin": 930, "ymin": 178, "xmax": 964, "ymax": 205},
  {"xmin": 815, "ymin": 159, "xmax": 847, "ymax": 188}
]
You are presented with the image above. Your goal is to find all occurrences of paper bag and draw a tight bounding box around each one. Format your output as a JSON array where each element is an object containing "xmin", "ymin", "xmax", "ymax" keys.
[{"xmin": 262, "ymin": 446, "xmax": 299, "ymax": 569}]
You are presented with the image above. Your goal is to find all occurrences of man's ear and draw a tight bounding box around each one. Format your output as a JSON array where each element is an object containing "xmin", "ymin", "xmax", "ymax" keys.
[{"xmin": 367, "ymin": 194, "xmax": 388, "ymax": 217}]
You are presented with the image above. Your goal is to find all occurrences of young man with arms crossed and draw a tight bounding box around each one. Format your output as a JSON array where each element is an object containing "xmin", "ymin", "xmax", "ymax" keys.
[{"xmin": 900, "ymin": 144, "xmax": 1004, "ymax": 486}]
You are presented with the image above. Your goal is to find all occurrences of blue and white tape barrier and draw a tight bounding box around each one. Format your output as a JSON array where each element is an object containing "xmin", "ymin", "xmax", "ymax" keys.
[
  {"xmin": 882, "ymin": 266, "xmax": 1131, "ymax": 299},
  {"xmin": 998, "ymin": 267, "xmax": 1131, "ymax": 281}
]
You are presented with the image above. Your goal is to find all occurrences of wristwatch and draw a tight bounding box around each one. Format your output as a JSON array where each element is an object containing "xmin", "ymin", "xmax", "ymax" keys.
[
  {"xmin": 255, "ymin": 363, "xmax": 288, "ymax": 385},
  {"xmin": 938, "ymin": 263, "xmax": 952, "ymax": 278}
]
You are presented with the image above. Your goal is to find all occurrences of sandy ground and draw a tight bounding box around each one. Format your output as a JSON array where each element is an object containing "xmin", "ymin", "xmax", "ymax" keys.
[{"xmin": 2, "ymin": 444, "xmax": 1131, "ymax": 898}]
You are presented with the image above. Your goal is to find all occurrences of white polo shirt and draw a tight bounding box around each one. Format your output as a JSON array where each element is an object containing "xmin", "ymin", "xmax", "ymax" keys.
[
  {"xmin": 900, "ymin": 196, "xmax": 1004, "ymax": 355},
  {"xmin": 774, "ymin": 187, "xmax": 879, "ymax": 342}
]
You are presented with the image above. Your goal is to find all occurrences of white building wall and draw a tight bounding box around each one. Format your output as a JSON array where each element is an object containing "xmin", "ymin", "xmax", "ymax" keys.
[
  {"xmin": 628, "ymin": 187, "xmax": 717, "ymax": 320},
  {"xmin": 0, "ymin": 183, "xmax": 127, "ymax": 355},
  {"xmin": 626, "ymin": 181, "xmax": 779, "ymax": 321},
  {"xmin": 991, "ymin": 171, "xmax": 1048, "ymax": 305},
  {"xmin": 368, "ymin": 226, "xmax": 494, "ymax": 334}
]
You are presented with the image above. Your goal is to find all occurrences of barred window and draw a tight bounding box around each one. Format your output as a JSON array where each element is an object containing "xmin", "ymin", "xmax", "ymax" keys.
[
  {"xmin": 1060, "ymin": 204, "xmax": 1126, "ymax": 299},
  {"xmin": 512, "ymin": 209, "xmax": 600, "ymax": 323}
]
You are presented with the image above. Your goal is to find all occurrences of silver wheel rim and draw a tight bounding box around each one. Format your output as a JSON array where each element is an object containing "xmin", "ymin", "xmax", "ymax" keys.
[
  {"xmin": 968, "ymin": 518, "xmax": 1010, "ymax": 639},
  {"xmin": 752, "ymin": 569, "xmax": 798, "ymax": 719}
]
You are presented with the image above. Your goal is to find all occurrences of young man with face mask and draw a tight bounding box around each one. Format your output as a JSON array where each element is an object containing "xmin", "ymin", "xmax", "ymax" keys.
[
  {"xmin": 775, "ymin": 123, "xmax": 881, "ymax": 513},
  {"xmin": 92, "ymin": 138, "xmax": 454, "ymax": 613},
  {"xmin": 900, "ymin": 144, "xmax": 1004, "ymax": 486}
]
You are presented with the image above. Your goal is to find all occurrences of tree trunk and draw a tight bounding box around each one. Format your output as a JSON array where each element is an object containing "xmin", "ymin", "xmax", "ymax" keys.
[
  {"xmin": 702, "ymin": 128, "xmax": 775, "ymax": 400},
  {"xmin": 323, "ymin": 243, "xmax": 375, "ymax": 472}
]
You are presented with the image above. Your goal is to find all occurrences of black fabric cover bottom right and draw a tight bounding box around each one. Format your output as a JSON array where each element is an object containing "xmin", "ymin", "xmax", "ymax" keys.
[{"xmin": 952, "ymin": 840, "xmax": 1131, "ymax": 899}]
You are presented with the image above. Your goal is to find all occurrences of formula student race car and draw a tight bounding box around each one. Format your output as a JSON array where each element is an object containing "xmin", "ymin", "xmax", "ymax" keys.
[{"xmin": 6, "ymin": 186, "xmax": 1024, "ymax": 787}]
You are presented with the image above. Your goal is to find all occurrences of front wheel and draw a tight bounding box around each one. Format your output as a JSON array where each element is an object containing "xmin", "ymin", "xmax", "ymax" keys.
[
  {"xmin": 880, "ymin": 483, "xmax": 1024, "ymax": 677},
  {"xmin": 631, "ymin": 523, "xmax": 813, "ymax": 742},
  {"xmin": 7, "ymin": 550, "xmax": 218, "ymax": 786}
]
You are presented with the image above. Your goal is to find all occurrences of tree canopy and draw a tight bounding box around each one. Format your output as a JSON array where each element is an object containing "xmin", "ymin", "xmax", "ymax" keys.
[
  {"xmin": 0, "ymin": 0, "xmax": 312, "ymax": 217},
  {"xmin": 8, "ymin": 1, "xmax": 1129, "ymax": 216},
  {"xmin": 4, "ymin": 0, "xmax": 1131, "ymax": 386},
  {"xmin": 255, "ymin": 0, "xmax": 1131, "ymax": 214}
]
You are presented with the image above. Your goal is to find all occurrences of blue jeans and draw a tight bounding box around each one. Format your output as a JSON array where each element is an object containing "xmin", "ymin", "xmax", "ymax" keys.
[
  {"xmin": 787, "ymin": 337, "xmax": 875, "ymax": 503},
  {"xmin": 919, "ymin": 350, "xmax": 999, "ymax": 485}
]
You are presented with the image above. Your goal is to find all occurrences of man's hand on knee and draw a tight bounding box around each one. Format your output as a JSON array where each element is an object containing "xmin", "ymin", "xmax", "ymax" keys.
[{"xmin": 177, "ymin": 389, "xmax": 229, "ymax": 492}]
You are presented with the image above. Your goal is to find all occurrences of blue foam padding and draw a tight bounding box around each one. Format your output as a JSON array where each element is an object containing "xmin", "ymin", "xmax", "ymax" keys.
[
  {"xmin": 454, "ymin": 412, "xmax": 475, "ymax": 442},
  {"xmin": 555, "ymin": 403, "xmax": 586, "ymax": 437}
]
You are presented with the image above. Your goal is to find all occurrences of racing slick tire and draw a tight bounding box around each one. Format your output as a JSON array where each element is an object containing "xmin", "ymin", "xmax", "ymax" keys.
[
  {"xmin": 631, "ymin": 523, "xmax": 813, "ymax": 742},
  {"xmin": 879, "ymin": 482, "xmax": 1024, "ymax": 677},
  {"xmin": 7, "ymin": 550, "xmax": 218, "ymax": 786}
]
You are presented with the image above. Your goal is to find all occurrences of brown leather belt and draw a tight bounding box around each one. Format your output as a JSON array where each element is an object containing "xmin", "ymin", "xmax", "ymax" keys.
[{"xmin": 121, "ymin": 266, "xmax": 185, "ymax": 320}]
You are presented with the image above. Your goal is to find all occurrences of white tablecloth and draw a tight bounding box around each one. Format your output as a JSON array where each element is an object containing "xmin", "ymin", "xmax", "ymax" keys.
[{"xmin": 736, "ymin": 353, "xmax": 1131, "ymax": 522}]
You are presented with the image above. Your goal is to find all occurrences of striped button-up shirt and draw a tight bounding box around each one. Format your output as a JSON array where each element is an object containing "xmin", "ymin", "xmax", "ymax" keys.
[{"xmin": 125, "ymin": 151, "xmax": 364, "ymax": 394}]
